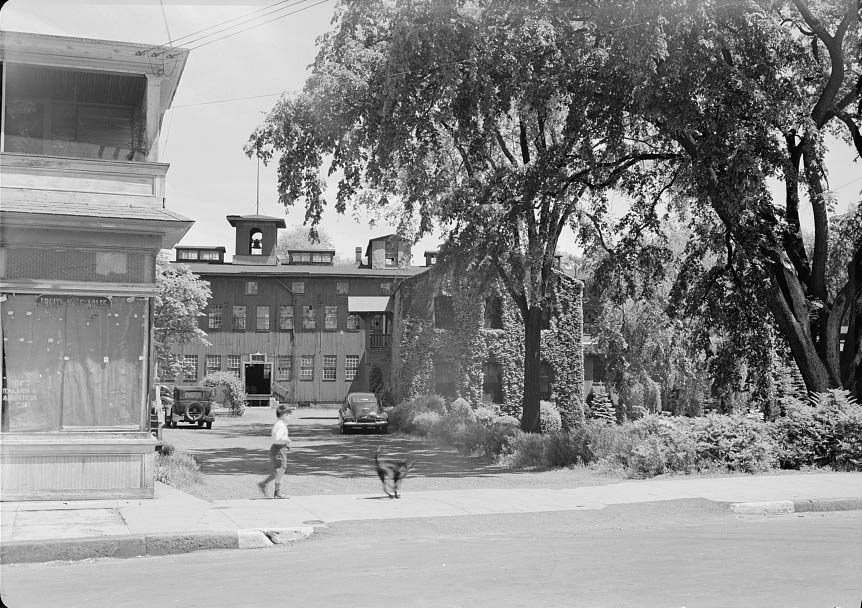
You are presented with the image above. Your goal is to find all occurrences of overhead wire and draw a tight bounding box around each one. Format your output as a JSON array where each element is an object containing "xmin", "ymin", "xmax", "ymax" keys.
[{"xmin": 182, "ymin": 0, "xmax": 333, "ymax": 52}]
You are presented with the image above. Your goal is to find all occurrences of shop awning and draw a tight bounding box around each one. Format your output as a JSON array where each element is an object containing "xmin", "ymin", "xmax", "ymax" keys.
[{"xmin": 348, "ymin": 296, "xmax": 392, "ymax": 313}]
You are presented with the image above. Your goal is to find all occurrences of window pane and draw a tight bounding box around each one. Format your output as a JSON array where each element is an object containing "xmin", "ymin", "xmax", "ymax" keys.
[
  {"xmin": 227, "ymin": 355, "xmax": 241, "ymax": 378},
  {"xmin": 300, "ymin": 355, "xmax": 314, "ymax": 380},
  {"xmin": 277, "ymin": 356, "xmax": 292, "ymax": 381},
  {"xmin": 345, "ymin": 355, "xmax": 359, "ymax": 381},
  {"xmin": 346, "ymin": 314, "xmax": 360, "ymax": 331},
  {"xmin": 208, "ymin": 305, "xmax": 222, "ymax": 329},
  {"xmin": 205, "ymin": 355, "xmax": 221, "ymax": 376},
  {"xmin": 183, "ymin": 355, "xmax": 198, "ymax": 382},
  {"xmin": 336, "ymin": 281, "xmax": 350, "ymax": 295},
  {"xmin": 324, "ymin": 305, "xmax": 338, "ymax": 330},
  {"xmin": 302, "ymin": 305, "xmax": 315, "ymax": 330},
  {"xmin": 323, "ymin": 355, "xmax": 336, "ymax": 381},
  {"xmin": 279, "ymin": 305, "xmax": 294, "ymax": 330},
  {"xmin": 256, "ymin": 305, "xmax": 270, "ymax": 331},
  {"xmin": 292, "ymin": 282, "xmax": 305, "ymax": 294},
  {"xmin": 233, "ymin": 306, "xmax": 246, "ymax": 330}
]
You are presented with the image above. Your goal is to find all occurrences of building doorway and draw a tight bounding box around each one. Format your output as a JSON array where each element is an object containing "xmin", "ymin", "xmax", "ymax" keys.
[{"xmin": 243, "ymin": 355, "xmax": 272, "ymax": 406}]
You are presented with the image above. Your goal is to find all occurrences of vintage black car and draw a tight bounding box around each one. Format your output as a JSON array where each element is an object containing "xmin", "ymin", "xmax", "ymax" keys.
[
  {"xmin": 166, "ymin": 386, "xmax": 216, "ymax": 429},
  {"xmin": 339, "ymin": 392, "xmax": 389, "ymax": 434}
]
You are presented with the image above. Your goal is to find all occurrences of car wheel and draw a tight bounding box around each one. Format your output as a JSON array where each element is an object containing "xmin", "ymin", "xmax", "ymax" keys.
[
  {"xmin": 186, "ymin": 402, "xmax": 204, "ymax": 422},
  {"xmin": 205, "ymin": 421, "xmax": 213, "ymax": 429}
]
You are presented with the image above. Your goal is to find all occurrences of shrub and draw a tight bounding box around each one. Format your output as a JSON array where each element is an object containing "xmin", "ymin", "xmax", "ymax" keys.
[
  {"xmin": 583, "ymin": 421, "xmax": 636, "ymax": 471},
  {"xmin": 388, "ymin": 394, "xmax": 446, "ymax": 433},
  {"xmin": 627, "ymin": 415, "xmax": 697, "ymax": 477},
  {"xmin": 588, "ymin": 388, "xmax": 616, "ymax": 424},
  {"xmin": 448, "ymin": 397, "xmax": 476, "ymax": 423},
  {"xmin": 474, "ymin": 405, "xmax": 500, "ymax": 425},
  {"xmin": 540, "ymin": 401, "xmax": 563, "ymax": 434},
  {"xmin": 202, "ymin": 371, "xmax": 247, "ymax": 416},
  {"xmin": 155, "ymin": 447, "xmax": 204, "ymax": 489},
  {"xmin": 506, "ymin": 429, "xmax": 590, "ymax": 469},
  {"xmin": 771, "ymin": 390, "xmax": 862, "ymax": 470},
  {"xmin": 689, "ymin": 414, "xmax": 777, "ymax": 473},
  {"xmin": 412, "ymin": 411, "xmax": 443, "ymax": 436}
]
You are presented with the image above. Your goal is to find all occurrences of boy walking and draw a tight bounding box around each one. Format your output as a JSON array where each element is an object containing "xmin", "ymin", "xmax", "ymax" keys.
[{"xmin": 258, "ymin": 404, "xmax": 293, "ymax": 499}]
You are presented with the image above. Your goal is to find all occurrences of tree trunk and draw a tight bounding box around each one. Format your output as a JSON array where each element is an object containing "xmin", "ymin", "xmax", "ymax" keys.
[{"xmin": 521, "ymin": 305, "xmax": 543, "ymax": 433}]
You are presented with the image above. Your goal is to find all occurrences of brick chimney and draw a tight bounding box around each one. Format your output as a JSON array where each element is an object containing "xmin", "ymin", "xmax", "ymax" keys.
[{"xmin": 355, "ymin": 247, "xmax": 363, "ymax": 263}]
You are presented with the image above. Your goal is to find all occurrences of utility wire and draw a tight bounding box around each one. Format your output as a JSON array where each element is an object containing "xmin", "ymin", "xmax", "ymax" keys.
[
  {"xmin": 142, "ymin": 0, "xmax": 310, "ymax": 53},
  {"xmin": 183, "ymin": 0, "xmax": 332, "ymax": 51}
]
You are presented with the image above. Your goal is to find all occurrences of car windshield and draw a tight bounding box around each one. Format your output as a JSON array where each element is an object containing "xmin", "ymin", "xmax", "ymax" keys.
[{"xmin": 348, "ymin": 395, "xmax": 377, "ymax": 406}]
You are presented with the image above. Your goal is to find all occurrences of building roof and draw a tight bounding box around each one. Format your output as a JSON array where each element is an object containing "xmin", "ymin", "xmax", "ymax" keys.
[
  {"xmin": 0, "ymin": 199, "xmax": 193, "ymax": 249},
  {"xmin": 348, "ymin": 296, "xmax": 392, "ymax": 313},
  {"xmin": 181, "ymin": 261, "xmax": 428, "ymax": 279},
  {"xmin": 226, "ymin": 214, "xmax": 287, "ymax": 228}
]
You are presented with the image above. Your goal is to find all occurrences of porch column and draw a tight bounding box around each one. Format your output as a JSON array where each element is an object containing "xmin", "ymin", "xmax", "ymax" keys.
[{"xmin": 145, "ymin": 74, "xmax": 162, "ymax": 162}]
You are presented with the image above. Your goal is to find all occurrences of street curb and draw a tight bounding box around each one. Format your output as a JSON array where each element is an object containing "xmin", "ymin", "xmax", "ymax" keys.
[
  {"xmin": 729, "ymin": 497, "xmax": 862, "ymax": 515},
  {"xmin": 0, "ymin": 527, "xmax": 315, "ymax": 565}
]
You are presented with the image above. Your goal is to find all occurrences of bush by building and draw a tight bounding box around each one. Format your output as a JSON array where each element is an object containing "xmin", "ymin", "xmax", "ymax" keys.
[{"xmin": 202, "ymin": 371, "xmax": 247, "ymax": 416}]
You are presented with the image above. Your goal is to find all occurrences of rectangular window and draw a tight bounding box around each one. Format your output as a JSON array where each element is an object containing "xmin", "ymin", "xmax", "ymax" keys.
[
  {"xmin": 277, "ymin": 356, "xmax": 292, "ymax": 382},
  {"xmin": 336, "ymin": 281, "xmax": 350, "ymax": 295},
  {"xmin": 292, "ymin": 281, "xmax": 305, "ymax": 294},
  {"xmin": 324, "ymin": 305, "xmax": 338, "ymax": 330},
  {"xmin": 199, "ymin": 250, "xmax": 220, "ymax": 261},
  {"xmin": 312, "ymin": 252, "xmax": 331, "ymax": 263},
  {"xmin": 323, "ymin": 355, "xmax": 337, "ymax": 381},
  {"xmin": 292, "ymin": 252, "xmax": 310, "ymax": 263},
  {"xmin": 233, "ymin": 305, "xmax": 247, "ymax": 330},
  {"xmin": 279, "ymin": 305, "xmax": 294, "ymax": 330},
  {"xmin": 380, "ymin": 282, "xmax": 392, "ymax": 295},
  {"xmin": 345, "ymin": 355, "xmax": 359, "ymax": 381},
  {"xmin": 177, "ymin": 250, "xmax": 198, "ymax": 261},
  {"xmin": 346, "ymin": 314, "xmax": 360, "ymax": 331},
  {"xmin": 227, "ymin": 355, "xmax": 241, "ymax": 378},
  {"xmin": 300, "ymin": 355, "xmax": 314, "ymax": 380},
  {"xmin": 208, "ymin": 305, "xmax": 222, "ymax": 330},
  {"xmin": 0, "ymin": 295, "xmax": 149, "ymax": 431},
  {"xmin": 434, "ymin": 296, "xmax": 455, "ymax": 329},
  {"xmin": 205, "ymin": 355, "xmax": 221, "ymax": 376},
  {"xmin": 385, "ymin": 256, "xmax": 396, "ymax": 267},
  {"xmin": 245, "ymin": 281, "xmax": 258, "ymax": 295},
  {"xmin": 302, "ymin": 305, "xmax": 315, "ymax": 330},
  {"xmin": 183, "ymin": 355, "xmax": 199, "ymax": 382},
  {"xmin": 256, "ymin": 305, "xmax": 270, "ymax": 331}
]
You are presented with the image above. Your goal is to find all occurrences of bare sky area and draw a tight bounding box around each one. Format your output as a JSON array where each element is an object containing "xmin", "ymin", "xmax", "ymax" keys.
[{"xmin": 1, "ymin": 0, "xmax": 858, "ymax": 261}]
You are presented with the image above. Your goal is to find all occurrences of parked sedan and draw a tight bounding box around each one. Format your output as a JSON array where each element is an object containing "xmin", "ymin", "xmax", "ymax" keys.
[
  {"xmin": 166, "ymin": 386, "xmax": 216, "ymax": 429},
  {"xmin": 339, "ymin": 392, "xmax": 389, "ymax": 434}
]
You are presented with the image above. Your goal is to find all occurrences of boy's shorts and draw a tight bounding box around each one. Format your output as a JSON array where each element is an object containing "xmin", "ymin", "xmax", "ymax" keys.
[{"xmin": 269, "ymin": 444, "xmax": 288, "ymax": 469}]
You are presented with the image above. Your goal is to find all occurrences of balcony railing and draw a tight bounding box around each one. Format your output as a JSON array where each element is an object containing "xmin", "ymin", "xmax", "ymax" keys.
[{"xmin": 369, "ymin": 334, "xmax": 391, "ymax": 349}]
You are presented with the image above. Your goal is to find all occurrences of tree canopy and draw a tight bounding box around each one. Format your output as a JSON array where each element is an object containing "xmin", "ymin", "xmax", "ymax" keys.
[
  {"xmin": 154, "ymin": 251, "xmax": 212, "ymax": 377},
  {"xmin": 247, "ymin": 0, "xmax": 674, "ymax": 430}
]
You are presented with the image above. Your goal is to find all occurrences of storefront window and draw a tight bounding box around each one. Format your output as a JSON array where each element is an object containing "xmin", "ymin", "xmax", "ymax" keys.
[{"xmin": 1, "ymin": 294, "xmax": 148, "ymax": 431}]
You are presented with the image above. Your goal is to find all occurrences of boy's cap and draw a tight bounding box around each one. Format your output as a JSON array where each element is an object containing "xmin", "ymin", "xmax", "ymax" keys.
[{"xmin": 276, "ymin": 404, "xmax": 294, "ymax": 417}]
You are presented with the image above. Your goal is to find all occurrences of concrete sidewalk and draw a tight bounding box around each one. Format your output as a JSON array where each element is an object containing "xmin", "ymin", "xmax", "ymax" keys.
[{"xmin": 2, "ymin": 472, "xmax": 861, "ymax": 564}]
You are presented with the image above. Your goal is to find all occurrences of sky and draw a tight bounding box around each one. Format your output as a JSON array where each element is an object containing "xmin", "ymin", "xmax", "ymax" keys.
[{"xmin": 1, "ymin": 0, "xmax": 859, "ymax": 262}]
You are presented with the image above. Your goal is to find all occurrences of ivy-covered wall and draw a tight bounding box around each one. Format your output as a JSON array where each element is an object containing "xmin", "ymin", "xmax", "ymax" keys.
[{"xmin": 391, "ymin": 264, "xmax": 585, "ymax": 429}]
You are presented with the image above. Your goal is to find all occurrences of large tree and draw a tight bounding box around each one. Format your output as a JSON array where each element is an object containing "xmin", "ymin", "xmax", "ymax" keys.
[
  {"xmin": 247, "ymin": 0, "xmax": 673, "ymax": 431},
  {"xmin": 588, "ymin": 0, "xmax": 861, "ymax": 398}
]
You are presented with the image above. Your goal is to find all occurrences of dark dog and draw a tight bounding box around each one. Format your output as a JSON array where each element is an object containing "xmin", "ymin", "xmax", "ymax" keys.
[{"xmin": 374, "ymin": 447, "xmax": 415, "ymax": 499}]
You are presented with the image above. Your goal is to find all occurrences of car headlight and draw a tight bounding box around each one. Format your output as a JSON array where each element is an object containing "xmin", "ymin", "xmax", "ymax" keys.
[{"xmin": 379, "ymin": 411, "xmax": 389, "ymax": 420}]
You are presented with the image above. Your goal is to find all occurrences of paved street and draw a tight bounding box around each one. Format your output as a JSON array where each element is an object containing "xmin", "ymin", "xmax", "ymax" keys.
[{"xmin": 3, "ymin": 503, "xmax": 860, "ymax": 608}]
